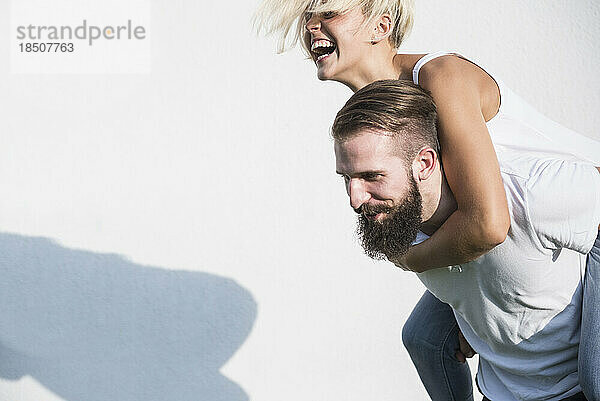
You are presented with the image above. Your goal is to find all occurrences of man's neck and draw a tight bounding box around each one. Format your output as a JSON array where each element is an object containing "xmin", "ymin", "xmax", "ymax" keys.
[{"xmin": 420, "ymin": 176, "xmax": 457, "ymax": 236}]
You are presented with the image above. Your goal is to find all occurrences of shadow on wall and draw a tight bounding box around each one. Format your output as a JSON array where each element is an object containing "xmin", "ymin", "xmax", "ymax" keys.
[{"xmin": 0, "ymin": 232, "xmax": 257, "ymax": 401}]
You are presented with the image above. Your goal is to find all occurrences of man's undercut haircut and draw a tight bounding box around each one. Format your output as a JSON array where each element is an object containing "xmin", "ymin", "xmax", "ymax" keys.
[
  {"xmin": 332, "ymin": 79, "xmax": 440, "ymax": 163},
  {"xmin": 254, "ymin": 0, "xmax": 414, "ymax": 55}
]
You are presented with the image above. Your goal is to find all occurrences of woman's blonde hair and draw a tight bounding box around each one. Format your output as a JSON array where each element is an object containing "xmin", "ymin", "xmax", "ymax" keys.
[{"xmin": 254, "ymin": 0, "xmax": 415, "ymax": 56}]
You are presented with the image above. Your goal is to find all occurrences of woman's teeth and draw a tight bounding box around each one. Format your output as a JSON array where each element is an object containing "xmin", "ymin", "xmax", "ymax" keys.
[
  {"xmin": 311, "ymin": 39, "xmax": 334, "ymax": 51},
  {"xmin": 311, "ymin": 39, "xmax": 336, "ymax": 61}
]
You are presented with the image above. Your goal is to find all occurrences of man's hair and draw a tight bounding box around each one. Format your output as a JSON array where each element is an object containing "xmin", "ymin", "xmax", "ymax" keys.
[
  {"xmin": 332, "ymin": 79, "xmax": 439, "ymax": 163},
  {"xmin": 254, "ymin": 0, "xmax": 414, "ymax": 55}
]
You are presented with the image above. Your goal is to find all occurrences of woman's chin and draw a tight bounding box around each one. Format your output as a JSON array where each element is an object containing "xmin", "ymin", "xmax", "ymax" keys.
[
  {"xmin": 316, "ymin": 67, "xmax": 334, "ymax": 81},
  {"xmin": 317, "ymin": 72, "xmax": 329, "ymax": 81},
  {"xmin": 315, "ymin": 57, "xmax": 337, "ymax": 81}
]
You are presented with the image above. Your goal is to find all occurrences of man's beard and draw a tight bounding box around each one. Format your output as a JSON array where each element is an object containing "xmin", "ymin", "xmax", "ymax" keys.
[{"xmin": 356, "ymin": 176, "xmax": 423, "ymax": 261}]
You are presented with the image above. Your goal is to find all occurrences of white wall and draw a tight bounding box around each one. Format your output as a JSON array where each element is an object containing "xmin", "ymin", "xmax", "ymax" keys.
[{"xmin": 0, "ymin": 1, "xmax": 598, "ymax": 400}]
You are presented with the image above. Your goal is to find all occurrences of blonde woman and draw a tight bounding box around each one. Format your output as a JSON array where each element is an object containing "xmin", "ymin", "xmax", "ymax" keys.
[{"xmin": 255, "ymin": 1, "xmax": 600, "ymax": 399}]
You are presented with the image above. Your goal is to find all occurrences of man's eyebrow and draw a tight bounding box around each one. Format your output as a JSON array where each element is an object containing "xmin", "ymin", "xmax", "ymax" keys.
[{"xmin": 335, "ymin": 170, "xmax": 385, "ymax": 176}]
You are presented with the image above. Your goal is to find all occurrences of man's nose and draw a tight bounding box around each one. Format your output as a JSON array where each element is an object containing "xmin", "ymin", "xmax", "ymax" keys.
[
  {"xmin": 305, "ymin": 15, "xmax": 321, "ymax": 32},
  {"xmin": 348, "ymin": 179, "xmax": 371, "ymax": 210}
]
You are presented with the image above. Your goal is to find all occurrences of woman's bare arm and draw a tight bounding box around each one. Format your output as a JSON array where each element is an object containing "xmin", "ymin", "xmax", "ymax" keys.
[{"xmin": 401, "ymin": 56, "xmax": 510, "ymax": 272}]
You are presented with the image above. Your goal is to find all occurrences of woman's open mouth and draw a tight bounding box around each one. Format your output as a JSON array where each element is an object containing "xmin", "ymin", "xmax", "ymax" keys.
[{"xmin": 311, "ymin": 39, "xmax": 337, "ymax": 62}]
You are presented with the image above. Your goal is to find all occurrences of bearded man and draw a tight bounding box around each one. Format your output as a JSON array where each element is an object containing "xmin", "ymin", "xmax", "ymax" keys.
[{"xmin": 332, "ymin": 79, "xmax": 600, "ymax": 401}]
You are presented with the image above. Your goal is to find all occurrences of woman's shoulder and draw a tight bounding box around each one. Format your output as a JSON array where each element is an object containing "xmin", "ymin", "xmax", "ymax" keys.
[
  {"xmin": 417, "ymin": 53, "xmax": 485, "ymax": 89},
  {"xmin": 402, "ymin": 52, "xmax": 501, "ymax": 119},
  {"xmin": 396, "ymin": 52, "xmax": 469, "ymax": 84}
]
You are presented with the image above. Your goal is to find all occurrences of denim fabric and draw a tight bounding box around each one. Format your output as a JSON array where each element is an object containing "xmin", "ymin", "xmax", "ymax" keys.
[
  {"xmin": 580, "ymin": 231, "xmax": 600, "ymax": 400},
  {"xmin": 402, "ymin": 290, "xmax": 473, "ymax": 401},
  {"xmin": 482, "ymin": 392, "xmax": 587, "ymax": 401}
]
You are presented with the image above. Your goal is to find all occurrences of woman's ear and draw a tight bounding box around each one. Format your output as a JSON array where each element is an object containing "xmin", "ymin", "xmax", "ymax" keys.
[
  {"xmin": 372, "ymin": 14, "xmax": 392, "ymax": 43},
  {"xmin": 413, "ymin": 147, "xmax": 438, "ymax": 181}
]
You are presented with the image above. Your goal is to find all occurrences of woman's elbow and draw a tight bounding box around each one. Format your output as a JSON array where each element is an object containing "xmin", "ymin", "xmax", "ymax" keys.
[{"xmin": 478, "ymin": 212, "xmax": 510, "ymax": 248}]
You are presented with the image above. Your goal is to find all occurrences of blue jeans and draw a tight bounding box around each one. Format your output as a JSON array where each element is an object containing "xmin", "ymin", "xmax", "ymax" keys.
[
  {"xmin": 402, "ymin": 290, "xmax": 473, "ymax": 401},
  {"xmin": 580, "ymin": 232, "xmax": 600, "ymax": 400},
  {"xmin": 402, "ymin": 232, "xmax": 600, "ymax": 401}
]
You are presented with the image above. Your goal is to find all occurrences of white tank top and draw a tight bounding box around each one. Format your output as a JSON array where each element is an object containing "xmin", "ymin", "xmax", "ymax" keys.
[{"xmin": 412, "ymin": 51, "xmax": 600, "ymax": 165}]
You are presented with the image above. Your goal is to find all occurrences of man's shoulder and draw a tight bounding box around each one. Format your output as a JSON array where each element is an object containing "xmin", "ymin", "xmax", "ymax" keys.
[
  {"xmin": 497, "ymin": 149, "xmax": 596, "ymax": 197},
  {"xmin": 499, "ymin": 150, "xmax": 578, "ymax": 178},
  {"xmin": 496, "ymin": 149, "xmax": 600, "ymax": 254}
]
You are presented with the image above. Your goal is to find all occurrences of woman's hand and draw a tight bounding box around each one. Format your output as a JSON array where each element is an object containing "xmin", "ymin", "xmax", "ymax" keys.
[{"xmin": 389, "ymin": 254, "xmax": 411, "ymax": 271}]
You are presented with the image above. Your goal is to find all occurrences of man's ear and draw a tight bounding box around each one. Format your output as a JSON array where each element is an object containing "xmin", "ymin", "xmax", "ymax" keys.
[
  {"xmin": 372, "ymin": 14, "xmax": 392, "ymax": 43},
  {"xmin": 412, "ymin": 147, "xmax": 438, "ymax": 181}
]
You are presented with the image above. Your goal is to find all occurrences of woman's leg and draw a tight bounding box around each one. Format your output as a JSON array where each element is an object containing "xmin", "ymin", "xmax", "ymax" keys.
[
  {"xmin": 402, "ymin": 290, "xmax": 473, "ymax": 401},
  {"xmin": 579, "ymin": 231, "xmax": 600, "ymax": 400}
]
